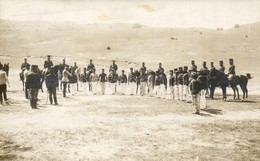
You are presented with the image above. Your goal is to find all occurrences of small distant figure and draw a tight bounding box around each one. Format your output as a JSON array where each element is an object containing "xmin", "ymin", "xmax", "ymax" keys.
[
  {"xmin": 99, "ymin": 69, "xmax": 107, "ymax": 95},
  {"xmin": 139, "ymin": 68, "xmax": 148, "ymax": 96},
  {"xmin": 107, "ymin": 46, "xmax": 111, "ymax": 50},
  {"xmin": 26, "ymin": 65, "xmax": 42, "ymax": 109},
  {"xmin": 189, "ymin": 73, "xmax": 201, "ymax": 114},
  {"xmin": 200, "ymin": 32, "xmax": 202, "ymax": 35},
  {"xmin": 109, "ymin": 60, "xmax": 118, "ymax": 72},
  {"xmin": 0, "ymin": 64, "xmax": 10, "ymax": 105},
  {"xmin": 45, "ymin": 67, "xmax": 59, "ymax": 105},
  {"xmin": 168, "ymin": 70, "xmax": 175, "ymax": 99},
  {"xmin": 44, "ymin": 55, "xmax": 53, "ymax": 70}
]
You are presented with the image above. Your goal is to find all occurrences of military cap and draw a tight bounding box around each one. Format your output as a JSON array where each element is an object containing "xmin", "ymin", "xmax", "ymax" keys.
[
  {"xmin": 169, "ymin": 70, "xmax": 173, "ymax": 73},
  {"xmin": 184, "ymin": 66, "xmax": 188, "ymax": 69},
  {"xmin": 24, "ymin": 58, "xmax": 27, "ymax": 60},
  {"xmin": 210, "ymin": 62, "xmax": 214, "ymax": 64},
  {"xmin": 191, "ymin": 60, "xmax": 195, "ymax": 63},
  {"xmin": 47, "ymin": 55, "xmax": 51, "ymax": 57},
  {"xmin": 31, "ymin": 65, "xmax": 38, "ymax": 68},
  {"xmin": 178, "ymin": 67, "xmax": 183, "ymax": 70},
  {"xmin": 219, "ymin": 60, "xmax": 223, "ymax": 63},
  {"xmin": 203, "ymin": 61, "xmax": 206, "ymax": 64},
  {"xmin": 174, "ymin": 68, "xmax": 178, "ymax": 72},
  {"xmin": 122, "ymin": 70, "xmax": 125, "ymax": 72},
  {"xmin": 130, "ymin": 67, "xmax": 133, "ymax": 70},
  {"xmin": 229, "ymin": 58, "xmax": 233, "ymax": 61}
]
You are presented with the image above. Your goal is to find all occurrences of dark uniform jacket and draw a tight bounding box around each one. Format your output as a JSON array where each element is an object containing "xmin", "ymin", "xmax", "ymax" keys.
[
  {"xmin": 99, "ymin": 73, "xmax": 107, "ymax": 83},
  {"xmin": 21, "ymin": 62, "xmax": 30, "ymax": 70},
  {"xmin": 228, "ymin": 65, "xmax": 235, "ymax": 75},
  {"xmin": 109, "ymin": 64, "xmax": 118, "ymax": 72},
  {"xmin": 140, "ymin": 66, "xmax": 147, "ymax": 74},
  {"xmin": 128, "ymin": 72, "xmax": 136, "ymax": 83},
  {"xmin": 26, "ymin": 72, "xmax": 42, "ymax": 89},
  {"xmin": 219, "ymin": 66, "xmax": 225, "ymax": 73},
  {"xmin": 190, "ymin": 79, "xmax": 201, "ymax": 95},
  {"xmin": 118, "ymin": 74, "xmax": 127, "ymax": 83},
  {"xmin": 177, "ymin": 73, "xmax": 184, "ymax": 85},
  {"xmin": 44, "ymin": 60, "xmax": 53, "ymax": 69},
  {"xmin": 190, "ymin": 65, "xmax": 197, "ymax": 72},
  {"xmin": 108, "ymin": 73, "xmax": 118, "ymax": 83},
  {"xmin": 183, "ymin": 72, "xmax": 189, "ymax": 86},
  {"xmin": 45, "ymin": 73, "xmax": 58, "ymax": 89},
  {"xmin": 87, "ymin": 64, "xmax": 95, "ymax": 72},
  {"xmin": 169, "ymin": 75, "xmax": 175, "ymax": 86}
]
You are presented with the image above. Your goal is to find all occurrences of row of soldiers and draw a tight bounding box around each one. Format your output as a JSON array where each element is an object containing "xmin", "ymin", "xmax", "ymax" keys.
[{"xmin": 21, "ymin": 56, "xmax": 236, "ymax": 112}]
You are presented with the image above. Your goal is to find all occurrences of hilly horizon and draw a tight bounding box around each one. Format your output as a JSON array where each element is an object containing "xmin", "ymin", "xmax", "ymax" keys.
[{"xmin": 0, "ymin": 19, "xmax": 259, "ymax": 93}]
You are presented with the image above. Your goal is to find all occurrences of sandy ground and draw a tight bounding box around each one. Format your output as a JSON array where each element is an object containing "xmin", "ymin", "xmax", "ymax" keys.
[{"xmin": 0, "ymin": 69, "xmax": 260, "ymax": 161}]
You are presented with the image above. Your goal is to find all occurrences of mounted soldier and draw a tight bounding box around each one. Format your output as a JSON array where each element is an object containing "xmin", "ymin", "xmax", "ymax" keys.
[
  {"xmin": 87, "ymin": 59, "xmax": 95, "ymax": 74},
  {"xmin": 219, "ymin": 60, "xmax": 225, "ymax": 74},
  {"xmin": 109, "ymin": 60, "xmax": 118, "ymax": 72},
  {"xmin": 190, "ymin": 60, "xmax": 197, "ymax": 72},
  {"xmin": 140, "ymin": 62, "xmax": 147, "ymax": 74},
  {"xmin": 228, "ymin": 58, "xmax": 236, "ymax": 80},
  {"xmin": 44, "ymin": 55, "xmax": 53, "ymax": 70},
  {"xmin": 157, "ymin": 62, "xmax": 164, "ymax": 74},
  {"xmin": 21, "ymin": 58, "xmax": 30, "ymax": 70}
]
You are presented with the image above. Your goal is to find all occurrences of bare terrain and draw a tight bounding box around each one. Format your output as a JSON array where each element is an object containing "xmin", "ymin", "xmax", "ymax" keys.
[{"xmin": 0, "ymin": 20, "xmax": 260, "ymax": 160}]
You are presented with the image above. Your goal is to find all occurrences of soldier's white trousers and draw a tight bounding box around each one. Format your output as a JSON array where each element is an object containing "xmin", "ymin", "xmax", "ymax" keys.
[
  {"xmin": 159, "ymin": 84, "xmax": 166, "ymax": 99},
  {"xmin": 82, "ymin": 82, "xmax": 89, "ymax": 94},
  {"xmin": 168, "ymin": 86, "xmax": 174, "ymax": 99},
  {"xmin": 120, "ymin": 83, "xmax": 127, "ymax": 95},
  {"xmin": 140, "ymin": 82, "xmax": 147, "ymax": 96},
  {"xmin": 183, "ymin": 85, "xmax": 188, "ymax": 101},
  {"xmin": 70, "ymin": 83, "xmax": 77, "ymax": 95},
  {"xmin": 178, "ymin": 84, "xmax": 183, "ymax": 100},
  {"xmin": 129, "ymin": 82, "xmax": 136, "ymax": 95},
  {"xmin": 200, "ymin": 89, "xmax": 207, "ymax": 109},
  {"xmin": 91, "ymin": 82, "xmax": 98, "ymax": 94},
  {"xmin": 192, "ymin": 93, "xmax": 200, "ymax": 113},
  {"xmin": 110, "ymin": 83, "xmax": 117, "ymax": 94},
  {"xmin": 100, "ymin": 82, "xmax": 106, "ymax": 95},
  {"xmin": 174, "ymin": 85, "xmax": 179, "ymax": 100},
  {"xmin": 147, "ymin": 83, "xmax": 154, "ymax": 97}
]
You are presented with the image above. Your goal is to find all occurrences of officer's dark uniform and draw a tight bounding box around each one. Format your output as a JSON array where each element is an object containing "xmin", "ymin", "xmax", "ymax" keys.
[
  {"xmin": 45, "ymin": 68, "xmax": 59, "ymax": 105},
  {"xmin": 26, "ymin": 65, "xmax": 42, "ymax": 109},
  {"xmin": 219, "ymin": 60, "xmax": 225, "ymax": 73},
  {"xmin": 21, "ymin": 62, "xmax": 30, "ymax": 70},
  {"xmin": 190, "ymin": 60, "xmax": 197, "ymax": 72},
  {"xmin": 87, "ymin": 61, "xmax": 95, "ymax": 73},
  {"xmin": 44, "ymin": 57, "xmax": 53, "ymax": 69},
  {"xmin": 118, "ymin": 73, "xmax": 127, "ymax": 84},
  {"xmin": 109, "ymin": 62, "xmax": 118, "ymax": 72}
]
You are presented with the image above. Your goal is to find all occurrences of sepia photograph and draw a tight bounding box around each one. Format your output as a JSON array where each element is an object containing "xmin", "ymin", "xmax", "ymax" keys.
[{"xmin": 0, "ymin": 0, "xmax": 259, "ymax": 160}]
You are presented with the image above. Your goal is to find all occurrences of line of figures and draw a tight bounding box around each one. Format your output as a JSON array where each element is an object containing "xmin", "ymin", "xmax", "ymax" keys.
[{"xmin": 18, "ymin": 55, "xmax": 251, "ymax": 113}]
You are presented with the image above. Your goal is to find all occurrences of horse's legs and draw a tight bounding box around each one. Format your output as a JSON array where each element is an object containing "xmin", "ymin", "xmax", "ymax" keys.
[
  {"xmin": 209, "ymin": 86, "xmax": 215, "ymax": 99},
  {"xmin": 222, "ymin": 86, "xmax": 227, "ymax": 101},
  {"xmin": 231, "ymin": 86, "xmax": 236, "ymax": 99},
  {"xmin": 235, "ymin": 86, "xmax": 239, "ymax": 100}
]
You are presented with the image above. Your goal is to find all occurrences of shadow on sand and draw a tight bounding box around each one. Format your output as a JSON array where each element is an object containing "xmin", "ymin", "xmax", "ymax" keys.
[{"xmin": 201, "ymin": 108, "xmax": 223, "ymax": 115}]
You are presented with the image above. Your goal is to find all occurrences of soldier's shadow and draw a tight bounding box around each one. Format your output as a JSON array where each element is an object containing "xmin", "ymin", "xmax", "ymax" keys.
[{"xmin": 201, "ymin": 108, "xmax": 222, "ymax": 115}]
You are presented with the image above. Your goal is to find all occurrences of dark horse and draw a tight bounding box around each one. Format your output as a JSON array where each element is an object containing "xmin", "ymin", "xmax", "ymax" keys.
[
  {"xmin": 229, "ymin": 74, "xmax": 252, "ymax": 100},
  {"xmin": 208, "ymin": 69, "xmax": 228, "ymax": 101}
]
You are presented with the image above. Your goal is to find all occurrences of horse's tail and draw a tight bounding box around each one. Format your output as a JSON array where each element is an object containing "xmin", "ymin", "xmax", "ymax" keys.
[{"xmin": 246, "ymin": 73, "xmax": 252, "ymax": 79}]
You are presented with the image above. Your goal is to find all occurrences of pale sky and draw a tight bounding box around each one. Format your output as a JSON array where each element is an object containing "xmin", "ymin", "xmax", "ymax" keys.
[{"xmin": 0, "ymin": 0, "xmax": 260, "ymax": 29}]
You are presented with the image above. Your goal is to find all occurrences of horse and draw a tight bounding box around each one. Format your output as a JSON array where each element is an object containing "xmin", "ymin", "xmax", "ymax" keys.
[
  {"xmin": 3, "ymin": 63, "xmax": 9, "ymax": 76},
  {"xmin": 208, "ymin": 69, "xmax": 228, "ymax": 101},
  {"xmin": 228, "ymin": 74, "xmax": 252, "ymax": 100}
]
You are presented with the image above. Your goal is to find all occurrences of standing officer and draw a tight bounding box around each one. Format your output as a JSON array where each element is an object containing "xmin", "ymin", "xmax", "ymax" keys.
[
  {"xmin": 219, "ymin": 60, "xmax": 225, "ymax": 73},
  {"xmin": 90, "ymin": 69, "xmax": 99, "ymax": 95},
  {"xmin": 128, "ymin": 68, "xmax": 136, "ymax": 95},
  {"xmin": 44, "ymin": 55, "xmax": 53, "ymax": 70},
  {"xmin": 173, "ymin": 68, "xmax": 179, "ymax": 100},
  {"xmin": 26, "ymin": 65, "xmax": 42, "ymax": 109},
  {"xmin": 45, "ymin": 67, "xmax": 59, "ymax": 105},
  {"xmin": 189, "ymin": 73, "xmax": 201, "ymax": 114},
  {"xmin": 109, "ymin": 60, "xmax": 118, "ymax": 72},
  {"xmin": 183, "ymin": 66, "xmax": 190, "ymax": 101},
  {"xmin": 59, "ymin": 58, "xmax": 67, "ymax": 90}
]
